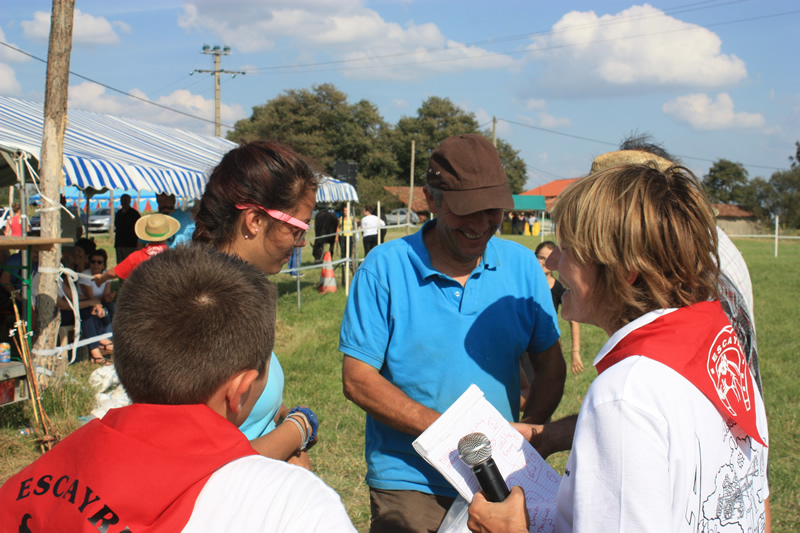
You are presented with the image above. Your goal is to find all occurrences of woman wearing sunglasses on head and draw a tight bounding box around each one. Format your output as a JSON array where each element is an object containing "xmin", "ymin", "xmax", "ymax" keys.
[{"xmin": 193, "ymin": 141, "xmax": 320, "ymax": 468}]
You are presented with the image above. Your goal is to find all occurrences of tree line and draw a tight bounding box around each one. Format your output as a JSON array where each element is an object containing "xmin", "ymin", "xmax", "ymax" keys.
[
  {"xmin": 702, "ymin": 141, "xmax": 800, "ymax": 229},
  {"xmin": 226, "ymin": 83, "xmax": 799, "ymax": 229},
  {"xmin": 226, "ymin": 83, "xmax": 527, "ymax": 209}
]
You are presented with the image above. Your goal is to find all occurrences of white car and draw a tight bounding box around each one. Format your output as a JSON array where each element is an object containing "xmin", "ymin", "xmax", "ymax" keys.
[
  {"xmin": 88, "ymin": 208, "xmax": 112, "ymax": 233},
  {"xmin": 385, "ymin": 208, "xmax": 420, "ymax": 225}
]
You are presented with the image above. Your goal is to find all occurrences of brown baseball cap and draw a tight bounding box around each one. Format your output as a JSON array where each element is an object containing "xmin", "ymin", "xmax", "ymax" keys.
[{"xmin": 426, "ymin": 134, "xmax": 514, "ymax": 216}]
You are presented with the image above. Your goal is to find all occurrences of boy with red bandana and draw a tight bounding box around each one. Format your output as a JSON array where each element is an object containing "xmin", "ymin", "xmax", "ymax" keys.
[{"xmin": 0, "ymin": 245, "xmax": 355, "ymax": 532}]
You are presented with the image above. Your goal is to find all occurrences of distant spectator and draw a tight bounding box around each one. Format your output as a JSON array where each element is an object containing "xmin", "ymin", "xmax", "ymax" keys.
[
  {"xmin": 156, "ymin": 193, "xmax": 194, "ymax": 248},
  {"xmin": 115, "ymin": 194, "xmax": 141, "ymax": 263},
  {"xmin": 313, "ymin": 209, "xmax": 339, "ymax": 263},
  {"xmin": 3, "ymin": 202, "xmax": 29, "ymax": 237},
  {"xmin": 359, "ymin": 206, "xmax": 385, "ymax": 256},
  {"xmin": 93, "ymin": 214, "xmax": 179, "ymax": 285},
  {"xmin": 71, "ymin": 238, "xmax": 97, "ymax": 274}
]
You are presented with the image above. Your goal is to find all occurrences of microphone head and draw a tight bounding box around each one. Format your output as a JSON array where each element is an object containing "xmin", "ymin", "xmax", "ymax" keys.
[{"xmin": 458, "ymin": 432, "xmax": 493, "ymax": 467}]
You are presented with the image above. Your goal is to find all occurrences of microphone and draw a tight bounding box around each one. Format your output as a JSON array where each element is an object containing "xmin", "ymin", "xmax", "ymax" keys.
[{"xmin": 457, "ymin": 432, "xmax": 510, "ymax": 502}]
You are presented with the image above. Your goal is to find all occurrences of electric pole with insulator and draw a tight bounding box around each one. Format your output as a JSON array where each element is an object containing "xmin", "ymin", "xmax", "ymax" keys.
[{"xmin": 192, "ymin": 45, "xmax": 244, "ymax": 137}]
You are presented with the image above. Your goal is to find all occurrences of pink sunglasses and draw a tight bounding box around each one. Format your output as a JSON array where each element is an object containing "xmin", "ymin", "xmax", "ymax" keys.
[{"xmin": 236, "ymin": 204, "xmax": 309, "ymax": 244}]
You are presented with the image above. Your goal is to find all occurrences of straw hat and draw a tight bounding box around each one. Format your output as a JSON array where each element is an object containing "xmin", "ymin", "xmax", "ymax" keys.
[
  {"xmin": 589, "ymin": 150, "xmax": 673, "ymax": 175},
  {"xmin": 135, "ymin": 213, "xmax": 181, "ymax": 242}
]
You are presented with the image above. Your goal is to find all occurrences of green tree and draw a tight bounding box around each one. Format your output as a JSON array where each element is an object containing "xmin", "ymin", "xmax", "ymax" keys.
[
  {"xmin": 769, "ymin": 167, "xmax": 800, "ymax": 228},
  {"xmin": 738, "ymin": 176, "xmax": 775, "ymax": 221},
  {"xmin": 703, "ymin": 159, "xmax": 749, "ymax": 205},
  {"xmin": 227, "ymin": 83, "xmax": 398, "ymax": 184}
]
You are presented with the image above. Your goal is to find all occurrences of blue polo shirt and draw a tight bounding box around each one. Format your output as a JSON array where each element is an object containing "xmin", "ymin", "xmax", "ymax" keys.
[{"xmin": 339, "ymin": 221, "xmax": 560, "ymax": 496}]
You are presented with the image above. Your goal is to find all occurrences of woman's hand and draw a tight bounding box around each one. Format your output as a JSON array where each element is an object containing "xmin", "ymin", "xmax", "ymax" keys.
[
  {"xmin": 571, "ymin": 351, "xmax": 584, "ymax": 375},
  {"xmin": 91, "ymin": 304, "xmax": 106, "ymax": 319},
  {"xmin": 467, "ymin": 486, "xmax": 529, "ymax": 533}
]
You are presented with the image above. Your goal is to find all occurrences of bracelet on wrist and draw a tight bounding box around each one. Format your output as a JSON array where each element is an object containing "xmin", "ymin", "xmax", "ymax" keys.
[
  {"xmin": 288, "ymin": 406, "xmax": 319, "ymax": 450},
  {"xmin": 284, "ymin": 415, "xmax": 306, "ymax": 447}
]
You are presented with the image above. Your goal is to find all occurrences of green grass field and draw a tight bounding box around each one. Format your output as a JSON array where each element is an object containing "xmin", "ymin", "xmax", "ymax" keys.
[{"xmin": 1, "ymin": 231, "xmax": 797, "ymax": 531}]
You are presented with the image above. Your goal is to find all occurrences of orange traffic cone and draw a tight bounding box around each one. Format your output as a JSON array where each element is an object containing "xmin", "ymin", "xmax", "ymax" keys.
[{"xmin": 317, "ymin": 251, "xmax": 337, "ymax": 294}]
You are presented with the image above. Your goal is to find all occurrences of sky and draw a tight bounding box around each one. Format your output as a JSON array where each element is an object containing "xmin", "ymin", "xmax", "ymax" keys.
[{"xmin": 1, "ymin": 0, "xmax": 798, "ymax": 190}]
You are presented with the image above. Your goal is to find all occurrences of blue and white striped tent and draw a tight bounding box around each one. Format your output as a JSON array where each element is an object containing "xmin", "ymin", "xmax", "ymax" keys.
[
  {"xmin": 316, "ymin": 175, "xmax": 359, "ymax": 203},
  {"xmin": 0, "ymin": 96, "xmax": 236, "ymax": 199},
  {"xmin": 1, "ymin": 96, "xmax": 360, "ymax": 203}
]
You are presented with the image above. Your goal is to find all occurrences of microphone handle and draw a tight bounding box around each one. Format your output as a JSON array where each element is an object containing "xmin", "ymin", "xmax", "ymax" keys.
[{"xmin": 472, "ymin": 457, "xmax": 510, "ymax": 502}]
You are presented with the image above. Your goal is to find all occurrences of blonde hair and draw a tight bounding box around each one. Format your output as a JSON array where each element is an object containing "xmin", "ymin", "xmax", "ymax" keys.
[{"xmin": 552, "ymin": 164, "xmax": 719, "ymax": 330}]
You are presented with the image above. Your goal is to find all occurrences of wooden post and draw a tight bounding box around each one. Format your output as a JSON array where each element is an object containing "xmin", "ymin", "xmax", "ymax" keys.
[
  {"xmin": 493, "ymin": 116, "xmax": 497, "ymax": 147},
  {"xmin": 774, "ymin": 216, "xmax": 779, "ymax": 258},
  {"xmin": 33, "ymin": 0, "xmax": 75, "ymax": 381},
  {"xmin": 407, "ymin": 140, "xmax": 415, "ymax": 235}
]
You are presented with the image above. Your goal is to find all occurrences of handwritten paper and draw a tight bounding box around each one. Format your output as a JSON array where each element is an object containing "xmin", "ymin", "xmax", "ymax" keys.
[{"xmin": 413, "ymin": 384, "xmax": 561, "ymax": 533}]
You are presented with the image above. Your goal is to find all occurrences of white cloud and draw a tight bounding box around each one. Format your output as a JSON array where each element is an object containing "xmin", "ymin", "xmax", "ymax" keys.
[
  {"xmin": 523, "ymin": 99, "xmax": 547, "ymax": 111},
  {"xmin": 178, "ymin": 0, "xmax": 518, "ymax": 80},
  {"xmin": 67, "ymin": 82, "xmax": 246, "ymax": 135},
  {"xmin": 515, "ymin": 99, "xmax": 572, "ymax": 129},
  {"xmin": 662, "ymin": 93, "xmax": 765, "ymax": 130},
  {"xmin": 525, "ymin": 4, "xmax": 747, "ymax": 97},
  {"xmin": 0, "ymin": 64, "xmax": 22, "ymax": 96},
  {"xmin": 21, "ymin": 9, "xmax": 128, "ymax": 46},
  {"xmin": 392, "ymin": 99, "xmax": 408, "ymax": 108}
]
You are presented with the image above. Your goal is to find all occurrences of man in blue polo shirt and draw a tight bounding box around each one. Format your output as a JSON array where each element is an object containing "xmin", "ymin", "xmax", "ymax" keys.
[{"xmin": 339, "ymin": 134, "xmax": 565, "ymax": 533}]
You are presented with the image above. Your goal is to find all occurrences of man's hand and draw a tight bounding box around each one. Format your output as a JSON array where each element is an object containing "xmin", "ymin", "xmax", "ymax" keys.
[
  {"xmin": 513, "ymin": 415, "xmax": 578, "ymax": 459},
  {"xmin": 467, "ymin": 486, "xmax": 529, "ymax": 533}
]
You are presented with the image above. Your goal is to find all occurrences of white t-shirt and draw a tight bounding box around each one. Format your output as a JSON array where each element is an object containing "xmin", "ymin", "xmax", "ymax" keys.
[
  {"xmin": 360, "ymin": 214, "xmax": 385, "ymax": 237},
  {"xmin": 183, "ymin": 455, "xmax": 357, "ymax": 532},
  {"xmin": 556, "ymin": 310, "xmax": 769, "ymax": 533},
  {"xmin": 79, "ymin": 268, "xmax": 110, "ymax": 298}
]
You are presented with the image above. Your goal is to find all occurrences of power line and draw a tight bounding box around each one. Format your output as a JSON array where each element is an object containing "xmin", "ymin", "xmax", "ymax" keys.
[
  {"xmin": 497, "ymin": 118, "xmax": 787, "ymax": 172},
  {"xmin": 0, "ymin": 40, "xmax": 236, "ymax": 130}
]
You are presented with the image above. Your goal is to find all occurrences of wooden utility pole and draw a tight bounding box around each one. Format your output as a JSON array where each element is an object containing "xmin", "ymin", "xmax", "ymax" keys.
[
  {"xmin": 33, "ymin": 0, "xmax": 75, "ymax": 374},
  {"xmin": 193, "ymin": 45, "xmax": 244, "ymax": 137},
  {"xmin": 492, "ymin": 116, "xmax": 497, "ymax": 147}
]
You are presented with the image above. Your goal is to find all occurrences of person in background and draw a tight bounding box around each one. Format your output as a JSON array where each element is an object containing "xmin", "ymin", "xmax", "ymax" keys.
[
  {"xmin": 313, "ymin": 208, "xmax": 339, "ymax": 263},
  {"xmin": 359, "ymin": 206, "xmax": 386, "ymax": 256},
  {"xmin": 92, "ymin": 214, "xmax": 178, "ymax": 285},
  {"xmin": 71, "ymin": 237, "xmax": 96, "ymax": 274},
  {"xmin": 114, "ymin": 193, "xmax": 140, "ymax": 263},
  {"xmin": 340, "ymin": 134, "xmax": 564, "ymax": 532},
  {"xmin": 536, "ymin": 241, "xmax": 582, "ymax": 375},
  {"xmin": 0, "ymin": 245, "xmax": 356, "ymax": 531},
  {"xmin": 339, "ymin": 205, "xmax": 354, "ymax": 265},
  {"xmin": 156, "ymin": 192, "xmax": 194, "ymax": 247},
  {"xmin": 193, "ymin": 140, "xmax": 321, "ymax": 468},
  {"xmin": 3, "ymin": 202, "xmax": 29, "ymax": 237}
]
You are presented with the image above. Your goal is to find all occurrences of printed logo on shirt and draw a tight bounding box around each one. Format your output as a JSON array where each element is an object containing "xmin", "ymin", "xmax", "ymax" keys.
[{"xmin": 707, "ymin": 325, "xmax": 751, "ymax": 418}]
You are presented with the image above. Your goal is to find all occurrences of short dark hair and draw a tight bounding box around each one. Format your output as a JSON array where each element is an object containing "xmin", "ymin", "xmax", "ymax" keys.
[
  {"xmin": 619, "ymin": 132, "xmax": 682, "ymax": 166},
  {"xmin": 193, "ymin": 141, "xmax": 320, "ymax": 248},
  {"xmin": 535, "ymin": 241, "xmax": 556, "ymax": 256},
  {"xmin": 113, "ymin": 245, "xmax": 277, "ymax": 405},
  {"xmin": 75, "ymin": 238, "xmax": 96, "ymax": 256}
]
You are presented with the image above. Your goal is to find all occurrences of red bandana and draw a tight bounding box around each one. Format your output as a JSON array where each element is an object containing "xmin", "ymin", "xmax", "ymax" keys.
[{"xmin": 596, "ymin": 301, "xmax": 766, "ymax": 447}]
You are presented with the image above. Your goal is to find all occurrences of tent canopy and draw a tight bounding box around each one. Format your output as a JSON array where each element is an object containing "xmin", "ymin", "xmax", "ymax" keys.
[
  {"xmin": 512, "ymin": 194, "xmax": 546, "ymax": 211},
  {"xmin": 0, "ymin": 96, "xmax": 236, "ymax": 199},
  {"xmin": 316, "ymin": 175, "xmax": 358, "ymax": 203}
]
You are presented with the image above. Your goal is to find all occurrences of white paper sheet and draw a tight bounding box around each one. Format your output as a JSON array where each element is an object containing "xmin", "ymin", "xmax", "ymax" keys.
[{"xmin": 413, "ymin": 384, "xmax": 561, "ymax": 533}]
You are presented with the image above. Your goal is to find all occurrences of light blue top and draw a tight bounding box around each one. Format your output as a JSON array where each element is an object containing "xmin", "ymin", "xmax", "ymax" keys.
[
  {"xmin": 339, "ymin": 221, "xmax": 560, "ymax": 496},
  {"xmin": 167, "ymin": 209, "xmax": 195, "ymax": 248},
  {"xmin": 239, "ymin": 353, "xmax": 284, "ymax": 439}
]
